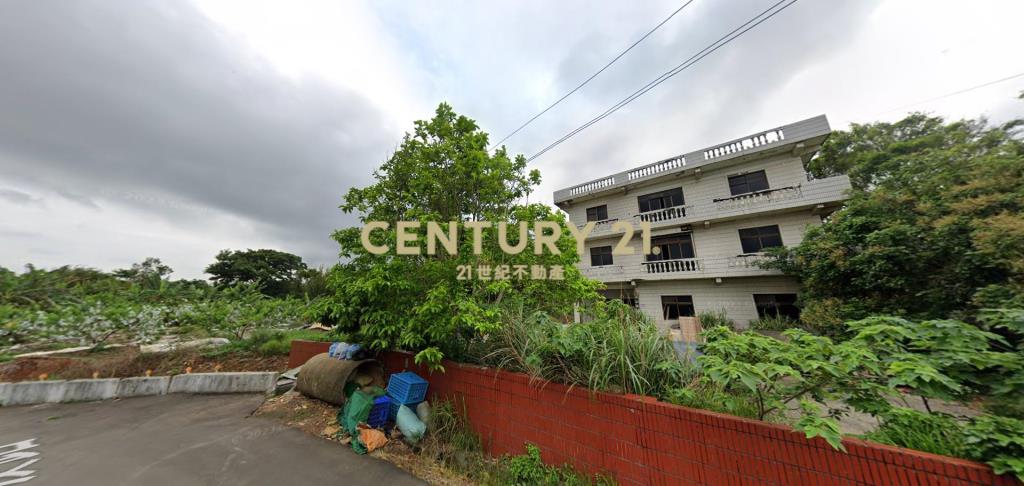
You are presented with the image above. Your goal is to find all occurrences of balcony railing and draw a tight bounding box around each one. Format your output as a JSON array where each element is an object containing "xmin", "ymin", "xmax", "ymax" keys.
[
  {"xmin": 636, "ymin": 205, "xmax": 687, "ymax": 223},
  {"xmin": 553, "ymin": 115, "xmax": 830, "ymax": 205},
  {"xmin": 713, "ymin": 185, "xmax": 802, "ymax": 212},
  {"xmin": 627, "ymin": 156, "xmax": 685, "ymax": 181},
  {"xmin": 568, "ymin": 176, "xmax": 615, "ymax": 196},
  {"xmin": 643, "ymin": 258, "xmax": 702, "ymax": 274},
  {"xmin": 703, "ymin": 128, "xmax": 785, "ymax": 161}
]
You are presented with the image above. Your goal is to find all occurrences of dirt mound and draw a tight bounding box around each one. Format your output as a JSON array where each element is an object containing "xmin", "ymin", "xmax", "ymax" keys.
[{"xmin": 0, "ymin": 346, "xmax": 288, "ymax": 382}]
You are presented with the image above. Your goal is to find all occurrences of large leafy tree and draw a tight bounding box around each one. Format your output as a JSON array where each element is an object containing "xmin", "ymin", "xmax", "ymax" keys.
[
  {"xmin": 769, "ymin": 113, "xmax": 1024, "ymax": 325},
  {"xmin": 113, "ymin": 257, "xmax": 173, "ymax": 290},
  {"xmin": 324, "ymin": 103, "xmax": 599, "ymax": 368},
  {"xmin": 205, "ymin": 249, "xmax": 307, "ymax": 297}
]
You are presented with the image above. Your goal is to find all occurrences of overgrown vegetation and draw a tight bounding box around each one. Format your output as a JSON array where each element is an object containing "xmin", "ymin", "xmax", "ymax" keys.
[
  {"xmin": 470, "ymin": 300, "xmax": 690, "ymax": 398},
  {"xmin": 766, "ymin": 113, "xmax": 1024, "ymax": 325},
  {"xmin": 1, "ymin": 254, "xmax": 327, "ymax": 353},
  {"xmin": 694, "ymin": 314, "xmax": 1024, "ymax": 477}
]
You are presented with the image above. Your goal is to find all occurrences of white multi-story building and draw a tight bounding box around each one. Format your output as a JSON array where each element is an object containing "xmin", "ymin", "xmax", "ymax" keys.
[{"xmin": 553, "ymin": 115, "xmax": 851, "ymax": 330}]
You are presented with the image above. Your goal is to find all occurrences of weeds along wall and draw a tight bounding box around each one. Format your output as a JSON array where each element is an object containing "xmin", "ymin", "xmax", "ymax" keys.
[{"xmin": 289, "ymin": 341, "xmax": 1018, "ymax": 486}]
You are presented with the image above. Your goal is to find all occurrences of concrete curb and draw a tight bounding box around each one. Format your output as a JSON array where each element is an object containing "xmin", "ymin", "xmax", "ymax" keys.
[
  {"xmin": 168, "ymin": 372, "xmax": 277, "ymax": 395},
  {"xmin": 0, "ymin": 372, "xmax": 278, "ymax": 407}
]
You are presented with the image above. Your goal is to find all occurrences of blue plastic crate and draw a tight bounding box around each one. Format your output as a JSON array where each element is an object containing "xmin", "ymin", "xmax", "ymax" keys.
[
  {"xmin": 387, "ymin": 371, "xmax": 428, "ymax": 405},
  {"xmin": 367, "ymin": 395, "xmax": 391, "ymax": 428}
]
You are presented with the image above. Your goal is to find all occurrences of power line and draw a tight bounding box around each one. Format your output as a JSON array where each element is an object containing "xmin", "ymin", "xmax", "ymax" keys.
[
  {"xmin": 490, "ymin": 1, "xmax": 696, "ymax": 149},
  {"xmin": 527, "ymin": 0, "xmax": 799, "ymax": 163},
  {"xmin": 876, "ymin": 71, "xmax": 1024, "ymax": 116}
]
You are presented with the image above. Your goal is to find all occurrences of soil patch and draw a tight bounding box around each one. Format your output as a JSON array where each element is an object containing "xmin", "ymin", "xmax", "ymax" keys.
[{"xmin": 0, "ymin": 346, "xmax": 288, "ymax": 382}]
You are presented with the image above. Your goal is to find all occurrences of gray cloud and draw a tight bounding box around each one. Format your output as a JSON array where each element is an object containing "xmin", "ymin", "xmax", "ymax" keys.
[
  {"xmin": 0, "ymin": 1, "xmax": 396, "ymax": 267},
  {"xmin": 0, "ymin": 189, "xmax": 42, "ymax": 206},
  {"xmin": 532, "ymin": 0, "xmax": 882, "ymax": 179}
]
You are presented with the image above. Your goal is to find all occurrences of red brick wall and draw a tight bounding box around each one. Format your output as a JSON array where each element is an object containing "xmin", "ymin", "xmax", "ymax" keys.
[{"xmin": 290, "ymin": 341, "xmax": 1017, "ymax": 486}]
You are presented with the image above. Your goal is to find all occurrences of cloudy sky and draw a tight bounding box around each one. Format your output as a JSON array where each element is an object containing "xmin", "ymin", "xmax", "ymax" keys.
[{"xmin": 2, "ymin": 0, "xmax": 1022, "ymax": 279}]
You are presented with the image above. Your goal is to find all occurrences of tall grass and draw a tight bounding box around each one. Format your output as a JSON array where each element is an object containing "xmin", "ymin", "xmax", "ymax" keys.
[
  {"xmin": 865, "ymin": 408, "xmax": 966, "ymax": 457},
  {"xmin": 471, "ymin": 300, "xmax": 696, "ymax": 398},
  {"xmin": 749, "ymin": 314, "xmax": 799, "ymax": 331}
]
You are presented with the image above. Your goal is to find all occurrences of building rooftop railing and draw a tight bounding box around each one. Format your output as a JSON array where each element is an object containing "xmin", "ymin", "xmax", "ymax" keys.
[{"xmin": 554, "ymin": 114, "xmax": 830, "ymax": 204}]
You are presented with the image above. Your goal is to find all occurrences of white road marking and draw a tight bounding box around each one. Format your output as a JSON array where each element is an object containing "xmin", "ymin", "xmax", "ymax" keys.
[{"xmin": 0, "ymin": 438, "xmax": 39, "ymax": 485}]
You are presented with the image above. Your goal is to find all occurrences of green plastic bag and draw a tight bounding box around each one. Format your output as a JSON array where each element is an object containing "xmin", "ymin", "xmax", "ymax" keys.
[{"xmin": 338, "ymin": 386, "xmax": 385, "ymax": 454}]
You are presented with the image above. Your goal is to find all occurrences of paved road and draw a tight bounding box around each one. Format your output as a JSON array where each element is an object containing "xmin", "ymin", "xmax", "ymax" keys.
[{"xmin": 0, "ymin": 394, "xmax": 424, "ymax": 485}]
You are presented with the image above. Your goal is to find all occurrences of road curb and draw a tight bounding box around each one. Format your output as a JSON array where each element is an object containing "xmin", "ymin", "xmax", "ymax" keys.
[
  {"xmin": 0, "ymin": 372, "xmax": 278, "ymax": 407},
  {"xmin": 168, "ymin": 372, "xmax": 277, "ymax": 395}
]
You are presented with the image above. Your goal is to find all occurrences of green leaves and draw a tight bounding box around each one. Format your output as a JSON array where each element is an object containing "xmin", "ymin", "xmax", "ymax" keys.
[
  {"xmin": 699, "ymin": 327, "xmax": 889, "ymax": 431},
  {"xmin": 963, "ymin": 415, "xmax": 1024, "ymax": 480},
  {"xmin": 204, "ymin": 249, "xmax": 307, "ymax": 298},
  {"xmin": 794, "ymin": 400, "xmax": 845, "ymax": 451},
  {"xmin": 325, "ymin": 103, "xmax": 600, "ymax": 369},
  {"xmin": 776, "ymin": 113, "xmax": 1024, "ymax": 323}
]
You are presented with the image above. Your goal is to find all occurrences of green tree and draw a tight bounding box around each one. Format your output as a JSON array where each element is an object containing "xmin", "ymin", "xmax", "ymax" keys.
[
  {"xmin": 769, "ymin": 113, "xmax": 1024, "ymax": 322},
  {"xmin": 205, "ymin": 249, "xmax": 307, "ymax": 297},
  {"xmin": 113, "ymin": 257, "xmax": 173, "ymax": 290},
  {"xmin": 324, "ymin": 103, "xmax": 599, "ymax": 368}
]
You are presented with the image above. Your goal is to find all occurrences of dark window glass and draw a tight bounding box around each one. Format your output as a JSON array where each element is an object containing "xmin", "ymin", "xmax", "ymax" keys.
[
  {"xmin": 728, "ymin": 170, "xmax": 770, "ymax": 196},
  {"xmin": 754, "ymin": 294, "xmax": 800, "ymax": 320},
  {"xmin": 586, "ymin": 205, "xmax": 608, "ymax": 222},
  {"xmin": 738, "ymin": 225, "xmax": 783, "ymax": 253},
  {"xmin": 590, "ymin": 246, "xmax": 613, "ymax": 266},
  {"xmin": 647, "ymin": 233, "xmax": 695, "ymax": 261},
  {"xmin": 637, "ymin": 187, "xmax": 684, "ymax": 213},
  {"xmin": 661, "ymin": 295, "xmax": 695, "ymax": 320},
  {"xmin": 600, "ymin": 289, "xmax": 639, "ymax": 308}
]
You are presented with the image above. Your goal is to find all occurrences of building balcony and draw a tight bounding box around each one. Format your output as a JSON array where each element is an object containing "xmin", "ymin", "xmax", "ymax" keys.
[
  {"xmin": 642, "ymin": 258, "xmax": 702, "ymax": 274},
  {"xmin": 713, "ymin": 185, "xmax": 802, "ymax": 212},
  {"xmin": 581, "ymin": 254, "xmax": 784, "ymax": 283},
  {"xmin": 636, "ymin": 205, "xmax": 687, "ymax": 224},
  {"xmin": 576, "ymin": 174, "xmax": 851, "ymax": 240}
]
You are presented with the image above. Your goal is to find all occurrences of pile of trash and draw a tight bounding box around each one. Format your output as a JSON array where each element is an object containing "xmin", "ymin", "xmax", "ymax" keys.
[{"xmin": 290, "ymin": 343, "xmax": 431, "ymax": 455}]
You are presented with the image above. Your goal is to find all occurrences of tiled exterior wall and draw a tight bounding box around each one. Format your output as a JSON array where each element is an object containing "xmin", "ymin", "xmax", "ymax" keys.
[
  {"xmin": 634, "ymin": 276, "xmax": 800, "ymax": 330},
  {"xmin": 287, "ymin": 342, "xmax": 1019, "ymax": 486}
]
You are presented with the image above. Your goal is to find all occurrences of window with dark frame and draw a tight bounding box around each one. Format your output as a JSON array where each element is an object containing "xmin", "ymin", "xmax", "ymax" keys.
[
  {"xmin": 754, "ymin": 294, "xmax": 800, "ymax": 320},
  {"xmin": 585, "ymin": 205, "xmax": 609, "ymax": 222},
  {"xmin": 661, "ymin": 295, "xmax": 695, "ymax": 320},
  {"xmin": 738, "ymin": 225, "xmax": 783, "ymax": 253},
  {"xmin": 589, "ymin": 245, "xmax": 613, "ymax": 266},
  {"xmin": 728, "ymin": 170, "xmax": 770, "ymax": 196},
  {"xmin": 637, "ymin": 187, "xmax": 684, "ymax": 213},
  {"xmin": 646, "ymin": 233, "xmax": 695, "ymax": 261}
]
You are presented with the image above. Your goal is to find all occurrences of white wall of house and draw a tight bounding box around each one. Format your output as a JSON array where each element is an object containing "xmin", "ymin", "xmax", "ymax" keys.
[
  {"xmin": 635, "ymin": 276, "xmax": 800, "ymax": 330},
  {"xmin": 577, "ymin": 210, "xmax": 823, "ymax": 282},
  {"xmin": 564, "ymin": 153, "xmax": 809, "ymax": 225}
]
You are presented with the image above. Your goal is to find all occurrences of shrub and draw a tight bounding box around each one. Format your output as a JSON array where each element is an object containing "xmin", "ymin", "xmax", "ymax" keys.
[
  {"xmin": 257, "ymin": 339, "xmax": 292, "ymax": 356},
  {"xmin": 667, "ymin": 382, "xmax": 759, "ymax": 419},
  {"xmin": 799, "ymin": 298, "xmax": 850, "ymax": 339},
  {"xmin": 498, "ymin": 444, "xmax": 611, "ymax": 486},
  {"xmin": 865, "ymin": 408, "xmax": 966, "ymax": 457},
  {"xmin": 697, "ymin": 308, "xmax": 734, "ymax": 331},
  {"xmin": 749, "ymin": 314, "xmax": 800, "ymax": 331},
  {"xmin": 963, "ymin": 415, "xmax": 1024, "ymax": 480},
  {"xmin": 699, "ymin": 327, "xmax": 892, "ymax": 449},
  {"xmin": 472, "ymin": 299, "xmax": 691, "ymax": 398}
]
